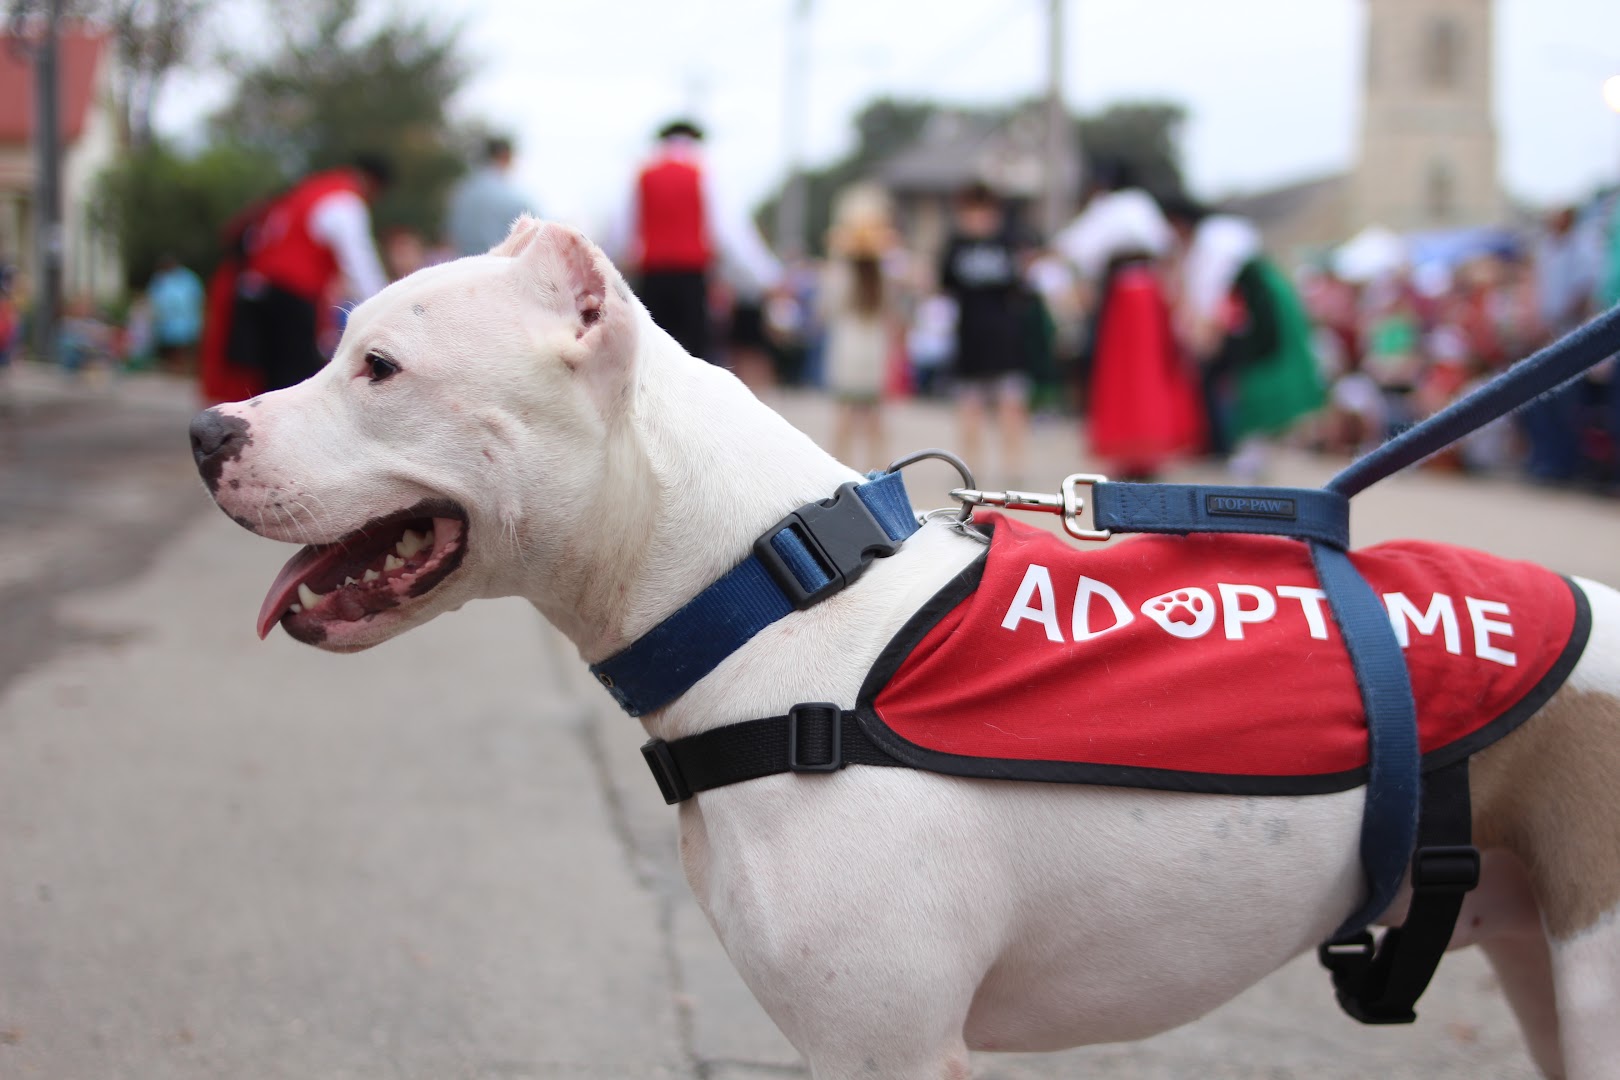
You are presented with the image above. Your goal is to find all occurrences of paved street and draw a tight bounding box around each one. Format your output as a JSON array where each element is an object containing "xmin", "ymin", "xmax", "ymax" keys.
[{"xmin": 2, "ymin": 365, "xmax": 1617, "ymax": 1078}]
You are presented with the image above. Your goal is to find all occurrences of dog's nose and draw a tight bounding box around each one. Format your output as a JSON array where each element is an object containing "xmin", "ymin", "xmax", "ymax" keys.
[{"xmin": 190, "ymin": 409, "xmax": 251, "ymax": 490}]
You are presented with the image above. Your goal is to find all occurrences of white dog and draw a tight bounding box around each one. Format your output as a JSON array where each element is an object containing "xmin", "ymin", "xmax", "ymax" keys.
[{"xmin": 191, "ymin": 218, "xmax": 1620, "ymax": 1079}]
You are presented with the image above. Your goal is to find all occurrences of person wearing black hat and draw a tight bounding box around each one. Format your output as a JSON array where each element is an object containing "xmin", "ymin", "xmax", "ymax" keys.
[{"xmin": 608, "ymin": 119, "xmax": 781, "ymax": 363}]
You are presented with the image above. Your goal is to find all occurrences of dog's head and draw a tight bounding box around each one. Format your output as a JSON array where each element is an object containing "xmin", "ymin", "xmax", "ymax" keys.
[{"xmin": 190, "ymin": 218, "xmax": 642, "ymax": 652}]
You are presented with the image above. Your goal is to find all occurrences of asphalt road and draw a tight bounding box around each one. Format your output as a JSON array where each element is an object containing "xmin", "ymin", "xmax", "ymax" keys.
[{"xmin": 2, "ymin": 365, "xmax": 1617, "ymax": 1078}]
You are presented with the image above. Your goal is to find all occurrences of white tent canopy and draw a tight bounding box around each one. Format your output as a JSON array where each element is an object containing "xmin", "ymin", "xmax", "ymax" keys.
[{"xmin": 1332, "ymin": 226, "xmax": 1408, "ymax": 284}]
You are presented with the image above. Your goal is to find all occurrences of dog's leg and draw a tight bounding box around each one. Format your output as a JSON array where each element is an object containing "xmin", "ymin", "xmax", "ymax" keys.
[
  {"xmin": 1452, "ymin": 851, "xmax": 1565, "ymax": 1077},
  {"xmin": 1547, "ymin": 910, "xmax": 1620, "ymax": 1080},
  {"xmin": 1483, "ymin": 931, "xmax": 1562, "ymax": 1078},
  {"xmin": 801, "ymin": 1041, "xmax": 973, "ymax": 1080},
  {"xmin": 680, "ymin": 776, "xmax": 1000, "ymax": 1079},
  {"xmin": 1471, "ymin": 577, "xmax": 1620, "ymax": 1079}
]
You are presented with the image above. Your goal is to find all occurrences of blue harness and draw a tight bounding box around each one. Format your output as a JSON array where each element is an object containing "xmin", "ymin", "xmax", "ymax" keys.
[{"xmin": 594, "ymin": 302, "xmax": 1620, "ymax": 1026}]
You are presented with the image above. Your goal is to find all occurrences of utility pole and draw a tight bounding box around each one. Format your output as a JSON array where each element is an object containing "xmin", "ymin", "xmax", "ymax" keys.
[
  {"xmin": 775, "ymin": 0, "xmax": 811, "ymax": 259},
  {"xmin": 1041, "ymin": 0, "xmax": 1070, "ymax": 240},
  {"xmin": 30, "ymin": 0, "xmax": 63, "ymax": 366}
]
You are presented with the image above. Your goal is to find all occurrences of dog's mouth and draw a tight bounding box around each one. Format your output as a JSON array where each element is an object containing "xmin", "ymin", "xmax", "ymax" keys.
[{"xmin": 256, "ymin": 500, "xmax": 470, "ymax": 642}]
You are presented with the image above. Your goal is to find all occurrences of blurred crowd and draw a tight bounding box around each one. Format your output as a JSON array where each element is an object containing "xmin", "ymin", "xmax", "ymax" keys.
[
  {"xmin": 1301, "ymin": 202, "xmax": 1619, "ymax": 486},
  {"xmin": 6, "ymin": 121, "xmax": 1618, "ymax": 496}
]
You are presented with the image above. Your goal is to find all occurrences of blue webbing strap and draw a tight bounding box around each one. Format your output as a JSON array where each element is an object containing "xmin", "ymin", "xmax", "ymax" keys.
[
  {"xmin": 590, "ymin": 472, "xmax": 918, "ymax": 717},
  {"xmin": 1330, "ymin": 301, "xmax": 1620, "ymax": 497},
  {"xmin": 1311, "ymin": 541, "xmax": 1421, "ymax": 938},
  {"xmin": 1092, "ymin": 484, "xmax": 1350, "ymax": 548},
  {"xmin": 1087, "ymin": 483, "xmax": 1421, "ymax": 937}
]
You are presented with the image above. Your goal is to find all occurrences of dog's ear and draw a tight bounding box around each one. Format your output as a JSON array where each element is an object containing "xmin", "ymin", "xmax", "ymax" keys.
[
  {"xmin": 508, "ymin": 219, "xmax": 637, "ymax": 412},
  {"xmin": 489, "ymin": 214, "xmax": 545, "ymax": 257}
]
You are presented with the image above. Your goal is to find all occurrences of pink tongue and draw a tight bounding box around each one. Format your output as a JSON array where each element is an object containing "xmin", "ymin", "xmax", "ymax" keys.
[{"xmin": 257, "ymin": 543, "xmax": 338, "ymax": 640}]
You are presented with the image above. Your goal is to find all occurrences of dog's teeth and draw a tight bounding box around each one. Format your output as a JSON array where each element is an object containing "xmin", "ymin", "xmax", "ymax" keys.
[
  {"xmin": 297, "ymin": 583, "xmax": 323, "ymax": 608},
  {"xmin": 397, "ymin": 529, "xmax": 425, "ymax": 558},
  {"xmin": 343, "ymin": 576, "xmax": 358, "ymax": 587},
  {"xmin": 289, "ymin": 603, "xmax": 302, "ymax": 614},
  {"xmin": 422, "ymin": 529, "xmax": 434, "ymax": 548},
  {"xmin": 384, "ymin": 554, "xmax": 405, "ymax": 571},
  {"xmin": 362, "ymin": 569, "xmax": 380, "ymax": 583}
]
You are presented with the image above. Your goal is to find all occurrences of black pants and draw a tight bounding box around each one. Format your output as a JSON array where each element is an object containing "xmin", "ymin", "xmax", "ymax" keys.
[
  {"xmin": 638, "ymin": 269, "xmax": 710, "ymax": 361},
  {"xmin": 229, "ymin": 282, "xmax": 324, "ymax": 391}
]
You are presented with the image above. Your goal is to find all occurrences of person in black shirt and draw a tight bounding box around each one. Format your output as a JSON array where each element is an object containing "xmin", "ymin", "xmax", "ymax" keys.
[{"xmin": 939, "ymin": 182, "xmax": 1033, "ymax": 483}]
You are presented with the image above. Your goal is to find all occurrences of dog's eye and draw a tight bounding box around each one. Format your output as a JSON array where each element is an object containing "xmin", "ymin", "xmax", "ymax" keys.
[{"xmin": 365, "ymin": 353, "xmax": 400, "ymax": 383}]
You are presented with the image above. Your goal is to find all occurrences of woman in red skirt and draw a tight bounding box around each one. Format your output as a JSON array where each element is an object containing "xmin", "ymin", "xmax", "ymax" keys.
[
  {"xmin": 1057, "ymin": 172, "xmax": 1205, "ymax": 479},
  {"xmin": 1085, "ymin": 254, "xmax": 1206, "ymax": 477}
]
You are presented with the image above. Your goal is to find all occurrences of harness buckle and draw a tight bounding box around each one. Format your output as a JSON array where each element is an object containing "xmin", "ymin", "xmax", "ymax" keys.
[
  {"xmin": 787, "ymin": 703, "xmax": 844, "ymax": 773},
  {"xmin": 1318, "ymin": 931, "xmax": 1417, "ymax": 1024},
  {"xmin": 1411, "ymin": 845, "xmax": 1481, "ymax": 893},
  {"xmin": 1318, "ymin": 931, "xmax": 1375, "ymax": 984},
  {"xmin": 641, "ymin": 738, "xmax": 692, "ymax": 804},
  {"xmin": 754, "ymin": 482, "xmax": 900, "ymax": 610}
]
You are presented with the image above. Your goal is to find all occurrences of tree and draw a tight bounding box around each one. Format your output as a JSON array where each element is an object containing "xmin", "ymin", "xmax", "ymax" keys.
[
  {"xmin": 757, "ymin": 97, "xmax": 938, "ymax": 255},
  {"xmin": 99, "ymin": 0, "xmax": 214, "ymax": 148},
  {"xmin": 1074, "ymin": 101, "xmax": 1186, "ymax": 201},
  {"xmin": 92, "ymin": 140, "xmax": 286, "ymax": 289},
  {"xmin": 209, "ymin": 0, "xmax": 470, "ymax": 238}
]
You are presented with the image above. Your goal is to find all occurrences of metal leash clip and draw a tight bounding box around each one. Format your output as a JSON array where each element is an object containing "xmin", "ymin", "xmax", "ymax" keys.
[{"xmin": 950, "ymin": 473, "xmax": 1112, "ymax": 541}]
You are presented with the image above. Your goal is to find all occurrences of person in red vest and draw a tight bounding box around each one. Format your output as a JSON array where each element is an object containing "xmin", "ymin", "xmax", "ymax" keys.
[
  {"xmin": 202, "ymin": 156, "xmax": 393, "ymax": 401},
  {"xmin": 609, "ymin": 120, "xmax": 781, "ymax": 363}
]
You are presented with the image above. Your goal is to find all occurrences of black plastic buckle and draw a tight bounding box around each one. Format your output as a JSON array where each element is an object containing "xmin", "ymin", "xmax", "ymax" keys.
[
  {"xmin": 1317, "ymin": 931, "xmax": 1416, "ymax": 1025},
  {"xmin": 1411, "ymin": 845, "xmax": 1481, "ymax": 893},
  {"xmin": 754, "ymin": 482, "xmax": 900, "ymax": 610},
  {"xmin": 787, "ymin": 703, "xmax": 844, "ymax": 773},
  {"xmin": 641, "ymin": 738, "xmax": 692, "ymax": 805},
  {"xmin": 1318, "ymin": 931, "xmax": 1374, "ymax": 987}
]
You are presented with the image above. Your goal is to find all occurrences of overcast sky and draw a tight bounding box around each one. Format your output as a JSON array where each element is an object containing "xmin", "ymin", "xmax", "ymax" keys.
[{"xmin": 160, "ymin": 0, "xmax": 1620, "ymax": 233}]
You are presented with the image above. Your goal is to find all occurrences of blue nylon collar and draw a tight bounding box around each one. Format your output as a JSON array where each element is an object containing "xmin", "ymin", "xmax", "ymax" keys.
[{"xmin": 590, "ymin": 471, "xmax": 919, "ymax": 716}]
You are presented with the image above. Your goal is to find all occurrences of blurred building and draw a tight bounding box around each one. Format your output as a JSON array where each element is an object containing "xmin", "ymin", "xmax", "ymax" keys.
[
  {"xmin": 0, "ymin": 24, "xmax": 123, "ymax": 303},
  {"xmin": 1356, "ymin": 0, "xmax": 1502, "ymax": 230},
  {"xmin": 1226, "ymin": 0, "xmax": 1503, "ymax": 261},
  {"xmin": 879, "ymin": 105, "xmax": 1080, "ymax": 276}
]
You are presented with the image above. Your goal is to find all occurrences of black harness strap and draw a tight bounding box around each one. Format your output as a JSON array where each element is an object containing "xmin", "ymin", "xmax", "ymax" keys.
[
  {"xmin": 646, "ymin": 705, "xmax": 1479, "ymax": 1026},
  {"xmin": 641, "ymin": 704, "xmax": 899, "ymax": 805},
  {"xmin": 1319, "ymin": 760, "xmax": 1479, "ymax": 1023}
]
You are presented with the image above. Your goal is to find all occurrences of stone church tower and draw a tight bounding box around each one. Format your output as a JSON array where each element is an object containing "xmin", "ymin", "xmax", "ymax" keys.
[{"xmin": 1352, "ymin": 0, "xmax": 1504, "ymax": 231}]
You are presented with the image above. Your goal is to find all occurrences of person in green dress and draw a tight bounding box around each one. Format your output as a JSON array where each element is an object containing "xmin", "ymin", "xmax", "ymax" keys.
[{"xmin": 1163, "ymin": 197, "xmax": 1325, "ymax": 479}]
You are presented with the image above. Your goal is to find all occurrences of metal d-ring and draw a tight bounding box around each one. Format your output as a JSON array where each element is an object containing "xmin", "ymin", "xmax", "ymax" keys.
[{"xmin": 885, "ymin": 448, "xmax": 977, "ymax": 523}]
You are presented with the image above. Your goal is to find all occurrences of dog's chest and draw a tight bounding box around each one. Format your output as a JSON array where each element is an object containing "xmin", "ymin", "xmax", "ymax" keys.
[{"xmin": 862, "ymin": 517, "xmax": 1585, "ymax": 794}]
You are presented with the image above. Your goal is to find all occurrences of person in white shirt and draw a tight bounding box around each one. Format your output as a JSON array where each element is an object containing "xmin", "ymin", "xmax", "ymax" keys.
[{"xmin": 235, "ymin": 155, "xmax": 393, "ymax": 390}]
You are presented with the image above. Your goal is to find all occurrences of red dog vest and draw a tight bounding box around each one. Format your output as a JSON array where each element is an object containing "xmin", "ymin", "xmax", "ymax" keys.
[{"xmin": 858, "ymin": 516, "xmax": 1588, "ymax": 794}]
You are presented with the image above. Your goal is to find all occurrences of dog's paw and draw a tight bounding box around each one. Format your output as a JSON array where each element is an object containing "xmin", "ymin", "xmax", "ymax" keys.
[{"xmin": 1141, "ymin": 587, "xmax": 1216, "ymax": 639}]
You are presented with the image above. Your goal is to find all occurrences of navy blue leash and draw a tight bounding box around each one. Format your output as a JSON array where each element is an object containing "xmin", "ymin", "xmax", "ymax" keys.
[
  {"xmin": 1310, "ymin": 302, "xmax": 1620, "ymax": 938},
  {"xmin": 1330, "ymin": 300, "xmax": 1620, "ymax": 497}
]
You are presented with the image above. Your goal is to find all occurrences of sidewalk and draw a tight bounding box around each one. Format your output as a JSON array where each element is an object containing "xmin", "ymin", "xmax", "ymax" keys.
[{"xmin": 6, "ymin": 384, "xmax": 1608, "ymax": 1078}]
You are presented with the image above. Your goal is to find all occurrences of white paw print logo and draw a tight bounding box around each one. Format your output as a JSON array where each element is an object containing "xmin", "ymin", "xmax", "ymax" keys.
[{"xmin": 1141, "ymin": 587, "xmax": 1217, "ymax": 639}]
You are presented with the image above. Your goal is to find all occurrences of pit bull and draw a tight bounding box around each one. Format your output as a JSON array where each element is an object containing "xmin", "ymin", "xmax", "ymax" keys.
[{"xmin": 189, "ymin": 217, "xmax": 1620, "ymax": 1079}]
